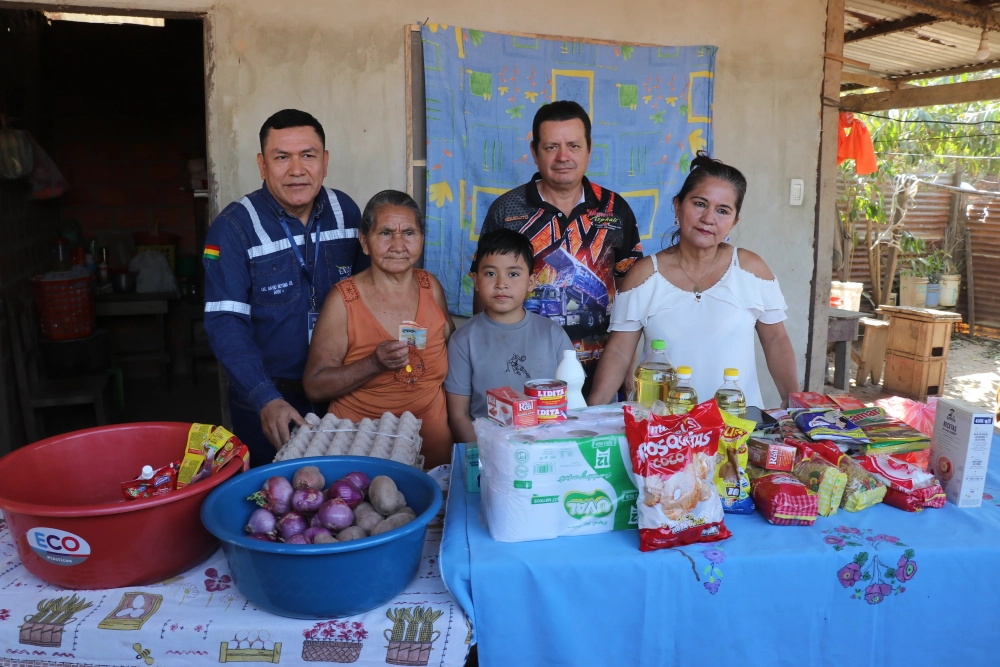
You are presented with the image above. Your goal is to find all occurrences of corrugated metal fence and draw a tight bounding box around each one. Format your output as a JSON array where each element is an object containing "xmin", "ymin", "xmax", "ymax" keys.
[
  {"xmin": 837, "ymin": 174, "xmax": 952, "ymax": 306},
  {"xmin": 836, "ymin": 172, "xmax": 1000, "ymax": 335}
]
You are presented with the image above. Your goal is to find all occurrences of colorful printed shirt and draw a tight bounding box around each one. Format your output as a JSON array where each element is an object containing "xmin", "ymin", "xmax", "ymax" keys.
[{"xmin": 477, "ymin": 174, "xmax": 642, "ymax": 374}]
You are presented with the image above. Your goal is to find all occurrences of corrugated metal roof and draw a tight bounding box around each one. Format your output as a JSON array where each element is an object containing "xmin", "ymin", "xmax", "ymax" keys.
[{"xmin": 844, "ymin": 0, "xmax": 1000, "ymax": 78}]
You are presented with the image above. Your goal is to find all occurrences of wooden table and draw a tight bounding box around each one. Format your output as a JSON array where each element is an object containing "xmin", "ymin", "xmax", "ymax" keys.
[{"xmin": 827, "ymin": 307, "xmax": 866, "ymax": 391}]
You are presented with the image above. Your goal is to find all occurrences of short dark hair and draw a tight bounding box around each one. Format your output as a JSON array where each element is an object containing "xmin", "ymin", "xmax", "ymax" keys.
[
  {"xmin": 361, "ymin": 190, "xmax": 424, "ymax": 236},
  {"xmin": 259, "ymin": 109, "xmax": 326, "ymax": 153},
  {"xmin": 531, "ymin": 100, "xmax": 592, "ymax": 152},
  {"xmin": 471, "ymin": 229, "xmax": 534, "ymax": 273},
  {"xmin": 673, "ymin": 151, "xmax": 748, "ymax": 217}
]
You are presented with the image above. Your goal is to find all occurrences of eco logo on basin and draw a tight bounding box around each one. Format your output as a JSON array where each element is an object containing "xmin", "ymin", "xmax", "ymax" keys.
[
  {"xmin": 29, "ymin": 527, "xmax": 91, "ymax": 566},
  {"xmin": 563, "ymin": 490, "xmax": 613, "ymax": 519}
]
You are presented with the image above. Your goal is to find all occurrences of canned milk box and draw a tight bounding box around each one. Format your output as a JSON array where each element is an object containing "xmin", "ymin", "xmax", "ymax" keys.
[
  {"xmin": 931, "ymin": 397, "xmax": 995, "ymax": 508},
  {"xmin": 473, "ymin": 408, "xmax": 638, "ymax": 542}
]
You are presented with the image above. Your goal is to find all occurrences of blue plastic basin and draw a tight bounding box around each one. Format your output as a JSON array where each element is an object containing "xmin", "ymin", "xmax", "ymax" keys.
[{"xmin": 200, "ymin": 456, "xmax": 442, "ymax": 619}]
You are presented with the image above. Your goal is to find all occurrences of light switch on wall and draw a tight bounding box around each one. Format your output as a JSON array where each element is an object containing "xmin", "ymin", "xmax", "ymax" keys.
[{"xmin": 790, "ymin": 178, "xmax": 804, "ymax": 206}]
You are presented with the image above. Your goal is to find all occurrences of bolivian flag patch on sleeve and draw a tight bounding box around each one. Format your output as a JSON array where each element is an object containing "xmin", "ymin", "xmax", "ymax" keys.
[{"xmin": 203, "ymin": 245, "xmax": 220, "ymax": 260}]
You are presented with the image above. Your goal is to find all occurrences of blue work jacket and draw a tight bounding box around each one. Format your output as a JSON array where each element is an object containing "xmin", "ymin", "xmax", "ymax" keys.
[{"xmin": 203, "ymin": 183, "xmax": 367, "ymax": 413}]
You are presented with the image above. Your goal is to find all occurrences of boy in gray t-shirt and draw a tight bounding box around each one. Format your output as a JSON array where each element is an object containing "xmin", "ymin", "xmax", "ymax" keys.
[{"xmin": 445, "ymin": 229, "xmax": 574, "ymax": 443}]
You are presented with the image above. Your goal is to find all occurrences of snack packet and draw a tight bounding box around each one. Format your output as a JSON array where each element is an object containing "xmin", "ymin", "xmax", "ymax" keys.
[
  {"xmin": 748, "ymin": 437, "xmax": 797, "ymax": 471},
  {"xmin": 747, "ymin": 465, "xmax": 818, "ymax": 526},
  {"xmin": 791, "ymin": 452, "xmax": 847, "ymax": 516},
  {"xmin": 788, "ymin": 392, "xmax": 838, "ymax": 409},
  {"xmin": 793, "ymin": 409, "xmax": 869, "ymax": 444},
  {"xmin": 177, "ymin": 423, "xmax": 213, "ymax": 488},
  {"xmin": 884, "ymin": 485, "xmax": 946, "ymax": 512},
  {"xmin": 121, "ymin": 462, "xmax": 179, "ymax": 500},
  {"xmin": 625, "ymin": 401, "xmax": 731, "ymax": 551},
  {"xmin": 715, "ymin": 411, "xmax": 755, "ymax": 514},
  {"xmin": 855, "ymin": 454, "xmax": 943, "ymax": 512},
  {"xmin": 827, "ymin": 394, "xmax": 868, "ymax": 411},
  {"xmin": 838, "ymin": 456, "xmax": 886, "ymax": 512}
]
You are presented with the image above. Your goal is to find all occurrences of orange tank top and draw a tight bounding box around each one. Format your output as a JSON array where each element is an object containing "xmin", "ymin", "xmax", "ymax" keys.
[{"xmin": 327, "ymin": 269, "xmax": 449, "ymax": 422}]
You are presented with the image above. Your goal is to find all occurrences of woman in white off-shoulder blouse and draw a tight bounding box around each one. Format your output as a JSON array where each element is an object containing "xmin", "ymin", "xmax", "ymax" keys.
[{"xmin": 590, "ymin": 153, "xmax": 799, "ymax": 409}]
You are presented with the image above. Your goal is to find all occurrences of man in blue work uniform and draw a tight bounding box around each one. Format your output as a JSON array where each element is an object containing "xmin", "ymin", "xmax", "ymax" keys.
[{"xmin": 203, "ymin": 109, "xmax": 366, "ymax": 467}]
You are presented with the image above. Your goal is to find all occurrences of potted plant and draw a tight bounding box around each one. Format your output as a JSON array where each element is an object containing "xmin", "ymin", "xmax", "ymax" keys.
[
  {"xmin": 938, "ymin": 237, "xmax": 964, "ymax": 308},
  {"xmin": 921, "ymin": 251, "xmax": 946, "ymax": 308},
  {"xmin": 897, "ymin": 232, "xmax": 928, "ymax": 307}
]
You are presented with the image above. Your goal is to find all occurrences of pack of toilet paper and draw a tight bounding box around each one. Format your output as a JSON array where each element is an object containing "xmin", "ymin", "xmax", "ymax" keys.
[{"xmin": 473, "ymin": 408, "xmax": 639, "ymax": 542}]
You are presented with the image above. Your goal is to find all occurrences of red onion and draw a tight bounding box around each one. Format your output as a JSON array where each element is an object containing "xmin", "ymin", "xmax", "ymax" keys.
[
  {"xmin": 277, "ymin": 512, "xmax": 307, "ymax": 540},
  {"xmin": 248, "ymin": 476, "xmax": 293, "ymax": 515},
  {"xmin": 317, "ymin": 498, "xmax": 354, "ymax": 532},
  {"xmin": 303, "ymin": 526, "xmax": 333, "ymax": 543},
  {"xmin": 292, "ymin": 465, "xmax": 325, "ymax": 491},
  {"xmin": 248, "ymin": 532, "xmax": 277, "ymax": 542},
  {"xmin": 292, "ymin": 488, "xmax": 325, "ymax": 513},
  {"xmin": 327, "ymin": 480, "xmax": 364, "ymax": 508},
  {"xmin": 284, "ymin": 534, "xmax": 310, "ymax": 544},
  {"xmin": 309, "ymin": 513, "xmax": 324, "ymax": 528},
  {"xmin": 343, "ymin": 471, "xmax": 371, "ymax": 494},
  {"xmin": 245, "ymin": 508, "xmax": 276, "ymax": 535}
]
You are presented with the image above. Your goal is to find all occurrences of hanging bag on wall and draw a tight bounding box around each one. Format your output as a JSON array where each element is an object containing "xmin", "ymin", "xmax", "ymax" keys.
[{"xmin": 0, "ymin": 116, "xmax": 34, "ymax": 179}]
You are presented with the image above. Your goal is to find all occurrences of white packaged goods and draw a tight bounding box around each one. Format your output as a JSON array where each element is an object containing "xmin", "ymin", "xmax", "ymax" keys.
[
  {"xmin": 473, "ymin": 408, "xmax": 639, "ymax": 542},
  {"xmin": 931, "ymin": 398, "xmax": 995, "ymax": 508}
]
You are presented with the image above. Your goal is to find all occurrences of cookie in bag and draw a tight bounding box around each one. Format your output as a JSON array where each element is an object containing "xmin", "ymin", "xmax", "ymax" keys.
[
  {"xmin": 715, "ymin": 411, "xmax": 755, "ymax": 514},
  {"xmin": 624, "ymin": 401, "xmax": 731, "ymax": 552}
]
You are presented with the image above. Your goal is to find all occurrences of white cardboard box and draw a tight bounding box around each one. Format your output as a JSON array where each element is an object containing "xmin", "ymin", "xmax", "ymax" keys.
[{"xmin": 931, "ymin": 397, "xmax": 995, "ymax": 508}]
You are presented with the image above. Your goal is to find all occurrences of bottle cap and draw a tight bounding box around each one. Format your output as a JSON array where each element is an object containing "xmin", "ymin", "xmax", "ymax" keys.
[
  {"xmin": 651, "ymin": 339, "xmax": 666, "ymax": 350},
  {"xmin": 724, "ymin": 368, "xmax": 739, "ymax": 378},
  {"xmin": 677, "ymin": 365, "xmax": 692, "ymax": 376},
  {"xmin": 139, "ymin": 465, "xmax": 154, "ymax": 480}
]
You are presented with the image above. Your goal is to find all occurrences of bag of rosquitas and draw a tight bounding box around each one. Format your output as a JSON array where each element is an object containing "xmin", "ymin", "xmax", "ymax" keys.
[{"xmin": 624, "ymin": 401, "xmax": 731, "ymax": 552}]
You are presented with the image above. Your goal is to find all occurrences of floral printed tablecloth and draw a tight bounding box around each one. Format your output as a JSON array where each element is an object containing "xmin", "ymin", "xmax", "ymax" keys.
[
  {"xmin": 442, "ymin": 438, "xmax": 1000, "ymax": 667},
  {"xmin": 0, "ymin": 467, "xmax": 470, "ymax": 667}
]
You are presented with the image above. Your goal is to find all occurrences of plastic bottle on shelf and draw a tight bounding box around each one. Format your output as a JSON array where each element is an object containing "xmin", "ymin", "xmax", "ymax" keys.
[
  {"xmin": 556, "ymin": 349, "xmax": 588, "ymax": 409},
  {"xmin": 714, "ymin": 368, "xmax": 747, "ymax": 419},
  {"xmin": 630, "ymin": 339, "xmax": 676, "ymax": 408},
  {"xmin": 666, "ymin": 366, "xmax": 698, "ymax": 415}
]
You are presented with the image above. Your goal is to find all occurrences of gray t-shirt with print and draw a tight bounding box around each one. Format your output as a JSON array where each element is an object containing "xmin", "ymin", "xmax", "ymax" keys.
[{"xmin": 445, "ymin": 311, "xmax": 575, "ymax": 420}]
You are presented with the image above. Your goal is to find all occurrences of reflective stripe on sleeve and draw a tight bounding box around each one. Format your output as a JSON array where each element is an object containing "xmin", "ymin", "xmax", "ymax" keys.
[
  {"xmin": 205, "ymin": 300, "xmax": 251, "ymax": 315},
  {"xmin": 325, "ymin": 187, "xmax": 344, "ymax": 230},
  {"xmin": 239, "ymin": 196, "xmax": 271, "ymax": 246}
]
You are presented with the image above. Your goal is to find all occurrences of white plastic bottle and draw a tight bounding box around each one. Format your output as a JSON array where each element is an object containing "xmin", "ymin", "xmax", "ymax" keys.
[
  {"xmin": 138, "ymin": 465, "xmax": 154, "ymax": 480},
  {"xmin": 556, "ymin": 349, "xmax": 587, "ymax": 409}
]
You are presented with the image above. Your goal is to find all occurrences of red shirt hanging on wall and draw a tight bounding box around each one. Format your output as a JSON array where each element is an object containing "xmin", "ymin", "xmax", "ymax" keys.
[{"xmin": 837, "ymin": 112, "xmax": 878, "ymax": 175}]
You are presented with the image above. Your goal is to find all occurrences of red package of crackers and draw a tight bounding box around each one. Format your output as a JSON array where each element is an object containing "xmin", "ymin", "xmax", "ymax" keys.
[{"xmin": 486, "ymin": 387, "xmax": 537, "ymax": 428}]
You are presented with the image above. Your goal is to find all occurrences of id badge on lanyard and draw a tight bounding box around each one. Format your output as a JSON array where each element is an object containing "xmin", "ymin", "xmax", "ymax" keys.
[{"xmin": 279, "ymin": 217, "xmax": 321, "ymax": 345}]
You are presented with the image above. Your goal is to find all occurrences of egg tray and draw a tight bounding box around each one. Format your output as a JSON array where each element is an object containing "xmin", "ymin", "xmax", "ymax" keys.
[{"xmin": 273, "ymin": 411, "xmax": 424, "ymax": 469}]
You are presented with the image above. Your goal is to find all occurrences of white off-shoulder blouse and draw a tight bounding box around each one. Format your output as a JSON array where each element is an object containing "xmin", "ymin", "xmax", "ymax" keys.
[{"xmin": 609, "ymin": 246, "xmax": 788, "ymax": 409}]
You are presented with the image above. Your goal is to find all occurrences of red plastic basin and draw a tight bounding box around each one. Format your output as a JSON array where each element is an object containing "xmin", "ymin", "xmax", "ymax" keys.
[{"xmin": 0, "ymin": 422, "xmax": 244, "ymax": 590}]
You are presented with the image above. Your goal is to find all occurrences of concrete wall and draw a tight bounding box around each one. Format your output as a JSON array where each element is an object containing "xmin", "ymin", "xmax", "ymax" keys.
[{"xmin": 16, "ymin": 0, "xmax": 828, "ymax": 406}]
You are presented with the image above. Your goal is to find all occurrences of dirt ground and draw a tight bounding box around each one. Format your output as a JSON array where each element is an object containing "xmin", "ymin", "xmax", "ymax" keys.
[{"xmin": 825, "ymin": 333, "xmax": 1000, "ymax": 415}]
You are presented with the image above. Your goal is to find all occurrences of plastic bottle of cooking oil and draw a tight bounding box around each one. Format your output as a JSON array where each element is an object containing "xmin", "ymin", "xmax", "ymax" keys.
[
  {"xmin": 630, "ymin": 339, "xmax": 676, "ymax": 408},
  {"xmin": 666, "ymin": 366, "xmax": 698, "ymax": 414},
  {"xmin": 714, "ymin": 368, "xmax": 747, "ymax": 418}
]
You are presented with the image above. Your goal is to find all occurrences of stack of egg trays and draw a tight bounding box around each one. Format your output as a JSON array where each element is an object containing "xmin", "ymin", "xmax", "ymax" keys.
[{"xmin": 274, "ymin": 411, "xmax": 424, "ymax": 469}]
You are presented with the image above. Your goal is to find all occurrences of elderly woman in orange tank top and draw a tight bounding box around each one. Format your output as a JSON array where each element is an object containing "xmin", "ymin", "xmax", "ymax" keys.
[{"xmin": 303, "ymin": 190, "xmax": 455, "ymax": 468}]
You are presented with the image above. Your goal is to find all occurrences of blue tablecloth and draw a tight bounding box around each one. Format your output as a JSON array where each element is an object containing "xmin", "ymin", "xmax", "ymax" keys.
[{"xmin": 441, "ymin": 436, "xmax": 1000, "ymax": 667}]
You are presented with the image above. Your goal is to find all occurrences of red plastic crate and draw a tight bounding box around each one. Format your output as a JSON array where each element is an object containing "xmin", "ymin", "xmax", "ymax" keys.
[{"xmin": 31, "ymin": 274, "xmax": 95, "ymax": 341}]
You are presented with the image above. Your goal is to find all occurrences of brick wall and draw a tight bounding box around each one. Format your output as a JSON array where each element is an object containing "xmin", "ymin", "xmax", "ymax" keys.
[{"xmin": 48, "ymin": 19, "xmax": 206, "ymax": 261}]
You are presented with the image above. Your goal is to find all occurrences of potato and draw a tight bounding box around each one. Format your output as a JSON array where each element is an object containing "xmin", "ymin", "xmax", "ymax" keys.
[
  {"xmin": 312, "ymin": 533, "xmax": 338, "ymax": 544},
  {"xmin": 396, "ymin": 506, "xmax": 416, "ymax": 519},
  {"xmin": 370, "ymin": 476, "xmax": 403, "ymax": 515},
  {"xmin": 353, "ymin": 502, "xmax": 375, "ymax": 523},
  {"xmin": 370, "ymin": 512, "xmax": 413, "ymax": 535},
  {"xmin": 336, "ymin": 526, "xmax": 367, "ymax": 542},
  {"xmin": 355, "ymin": 509, "xmax": 382, "ymax": 534}
]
